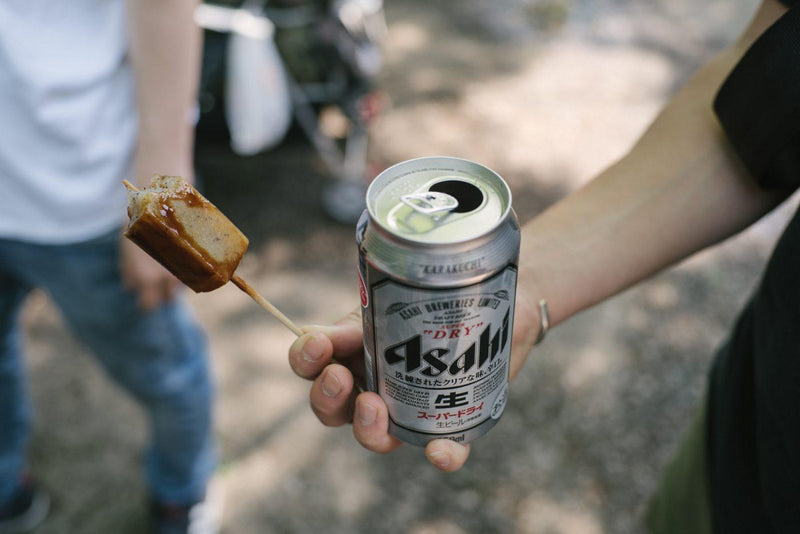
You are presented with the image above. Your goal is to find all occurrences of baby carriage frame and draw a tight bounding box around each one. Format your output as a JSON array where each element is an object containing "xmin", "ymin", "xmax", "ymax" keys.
[{"xmin": 195, "ymin": 0, "xmax": 386, "ymax": 223}]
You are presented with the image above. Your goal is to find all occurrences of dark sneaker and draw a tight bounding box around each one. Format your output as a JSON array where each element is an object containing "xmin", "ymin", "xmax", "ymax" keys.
[
  {"xmin": 0, "ymin": 479, "xmax": 50, "ymax": 534},
  {"xmin": 150, "ymin": 482, "xmax": 223, "ymax": 534}
]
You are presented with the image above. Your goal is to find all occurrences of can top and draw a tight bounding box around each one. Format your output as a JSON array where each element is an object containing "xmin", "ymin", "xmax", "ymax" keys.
[{"xmin": 367, "ymin": 157, "xmax": 512, "ymax": 244}]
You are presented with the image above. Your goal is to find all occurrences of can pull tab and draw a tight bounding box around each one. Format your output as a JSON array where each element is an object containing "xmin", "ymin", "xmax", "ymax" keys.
[{"xmin": 400, "ymin": 191, "xmax": 459, "ymax": 216}]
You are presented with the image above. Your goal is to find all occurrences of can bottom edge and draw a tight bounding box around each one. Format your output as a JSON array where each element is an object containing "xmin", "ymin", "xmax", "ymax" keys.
[{"xmin": 388, "ymin": 415, "xmax": 502, "ymax": 447}]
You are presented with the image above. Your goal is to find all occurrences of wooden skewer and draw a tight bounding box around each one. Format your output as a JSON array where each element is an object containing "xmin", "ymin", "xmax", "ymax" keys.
[
  {"xmin": 231, "ymin": 275, "xmax": 304, "ymax": 336},
  {"xmin": 123, "ymin": 178, "xmax": 304, "ymax": 337}
]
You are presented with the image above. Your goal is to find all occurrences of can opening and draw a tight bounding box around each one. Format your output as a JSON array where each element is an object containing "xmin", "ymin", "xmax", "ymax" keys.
[{"xmin": 429, "ymin": 180, "xmax": 484, "ymax": 213}]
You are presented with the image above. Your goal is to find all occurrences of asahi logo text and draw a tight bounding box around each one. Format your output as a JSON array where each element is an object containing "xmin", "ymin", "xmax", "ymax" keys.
[{"xmin": 384, "ymin": 310, "xmax": 510, "ymax": 377}]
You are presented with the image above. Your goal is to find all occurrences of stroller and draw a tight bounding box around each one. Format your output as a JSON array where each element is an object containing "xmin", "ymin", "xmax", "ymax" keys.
[{"xmin": 195, "ymin": 0, "xmax": 386, "ymax": 223}]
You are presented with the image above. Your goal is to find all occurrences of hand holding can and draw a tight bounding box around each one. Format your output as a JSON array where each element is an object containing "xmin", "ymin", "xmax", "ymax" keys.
[
  {"xmin": 288, "ymin": 283, "xmax": 543, "ymax": 471},
  {"xmin": 290, "ymin": 157, "xmax": 543, "ymax": 471}
]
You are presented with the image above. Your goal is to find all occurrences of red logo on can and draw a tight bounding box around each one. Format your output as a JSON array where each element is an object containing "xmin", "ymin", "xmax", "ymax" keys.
[{"xmin": 358, "ymin": 268, "xmax": 368, "ymax": 307}]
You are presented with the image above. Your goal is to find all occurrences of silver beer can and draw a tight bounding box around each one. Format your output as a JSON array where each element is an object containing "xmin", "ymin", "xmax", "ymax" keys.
[{"xmin": 356, "ymin": 156, "xmax": 520, "ymax": 446}]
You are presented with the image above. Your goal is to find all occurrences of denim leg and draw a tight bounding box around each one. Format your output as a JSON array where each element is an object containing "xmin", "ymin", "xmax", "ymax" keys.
[
  {"xmin": 0, "ymin": 269, "xmax": 31, "ymax": 505},
  {"xmin": 5, "ymin": 233, "xmax": 216, "ymax": 504}
]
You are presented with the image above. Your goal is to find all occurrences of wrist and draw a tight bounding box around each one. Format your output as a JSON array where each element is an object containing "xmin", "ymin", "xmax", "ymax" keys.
[
  {"xmin": 516, "ymin": 264, "xmax": 552, "ymax": 346},
  {"xmin": 133, "ymin": 136, "xmax": 195, "ymax": 187}
]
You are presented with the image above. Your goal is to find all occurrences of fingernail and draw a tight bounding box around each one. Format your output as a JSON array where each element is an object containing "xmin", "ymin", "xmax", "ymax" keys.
[
  {"xmin": 428, "ymin": 451, "xmax": 451, "ymax": 470},
  {"xmin": 321, "ymin": 372, "xmax": 342, "ymax": 398},
  {"xmin": 357, "ymin": 400, "xmax": 377, "ymax": 426},
  {"xmin": 302, "ymin": 333, "xmax": 325, "ymax": 363}
]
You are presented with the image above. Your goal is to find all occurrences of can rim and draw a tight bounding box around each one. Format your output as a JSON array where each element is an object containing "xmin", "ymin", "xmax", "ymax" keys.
[{"xmin": 366, "ymin": 156, "xmax": 512, "ymax": 245}]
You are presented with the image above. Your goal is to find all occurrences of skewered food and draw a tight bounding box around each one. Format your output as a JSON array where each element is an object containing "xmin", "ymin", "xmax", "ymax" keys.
[{"xmin": 124, "ymin": 175, "xmax": 302, "ymax": 335}]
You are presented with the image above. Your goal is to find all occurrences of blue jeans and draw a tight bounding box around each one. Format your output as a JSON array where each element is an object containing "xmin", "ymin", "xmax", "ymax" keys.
[{"xmin": 0, "ymin": 230, "xmax": 215, "ymax": 505}]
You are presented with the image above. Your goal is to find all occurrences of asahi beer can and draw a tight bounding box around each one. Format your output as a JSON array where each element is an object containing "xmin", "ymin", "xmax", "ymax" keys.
[{"xmin": 356, "ymin": 156, "xmax": 520, "ymax": 446}]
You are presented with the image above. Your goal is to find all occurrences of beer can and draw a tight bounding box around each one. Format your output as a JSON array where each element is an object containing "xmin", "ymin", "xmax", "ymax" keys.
[{"xmin": 356, "ymin": 156, "xmax": 520, "ymax": 446}]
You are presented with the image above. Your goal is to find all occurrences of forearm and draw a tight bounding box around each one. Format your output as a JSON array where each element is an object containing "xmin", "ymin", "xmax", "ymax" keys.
[
  {"xmin": 126, "ymin": 0, "xmax": 201, "ymax": 185},
  {"xmin": 519, "ymin": 0, "xmax": 792, "ymax": 329}
]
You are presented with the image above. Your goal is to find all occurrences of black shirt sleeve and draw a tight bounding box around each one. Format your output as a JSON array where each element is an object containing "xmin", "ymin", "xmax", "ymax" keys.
[{"xmin": 713, "ymin": 7, "xmax": 800, "ymax": 190}]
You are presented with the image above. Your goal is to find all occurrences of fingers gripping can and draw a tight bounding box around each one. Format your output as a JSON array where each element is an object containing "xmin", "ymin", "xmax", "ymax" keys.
[{"xmin": 356, "ymin": 157, "xmax": 520, "ymax": 446}]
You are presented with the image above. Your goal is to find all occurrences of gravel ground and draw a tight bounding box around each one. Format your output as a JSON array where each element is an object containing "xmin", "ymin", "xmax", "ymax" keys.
[{"xmin": 20, "ymin": 0, "xmax": 800, "ymax": 532}]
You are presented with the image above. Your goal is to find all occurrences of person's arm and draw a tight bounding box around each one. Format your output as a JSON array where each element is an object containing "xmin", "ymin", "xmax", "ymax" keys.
[
  {"xmin": 516, "ymin": 0, "xmax": 793, "ymax": 356},
  {"xmin": 289, "ymin": 0, "xmax": 793, "ymax": 471},
  {"xmin": 120, "ymin": 0, "xmax": 203, "ymax": 310}
]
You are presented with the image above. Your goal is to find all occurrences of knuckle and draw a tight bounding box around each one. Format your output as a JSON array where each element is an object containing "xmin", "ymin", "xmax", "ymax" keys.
[{"xmin": 311, "ymin": 403, "xmax": 347, "ymax": 427}]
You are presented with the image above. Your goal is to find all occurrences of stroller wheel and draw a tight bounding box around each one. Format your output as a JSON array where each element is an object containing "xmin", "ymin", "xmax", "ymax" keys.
[{"xmin": 321, "ymin": 180, "xmax": 367, "ymax": 224}]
